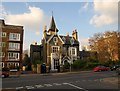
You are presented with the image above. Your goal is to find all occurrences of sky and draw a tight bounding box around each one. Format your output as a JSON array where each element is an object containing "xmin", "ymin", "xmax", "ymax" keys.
[{"xmin": 0, "ymin": 0, "xmax": 118, "ymax": 51}]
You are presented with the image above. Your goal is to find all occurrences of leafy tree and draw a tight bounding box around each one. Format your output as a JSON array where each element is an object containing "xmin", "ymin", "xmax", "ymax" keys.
[
  {"xmin": 89, "ymin": 31, "xmax": 119, "ymax": 62},
  {"xmin": 23, "ymin": 54, "xmax": 31, "ymax": 71}
]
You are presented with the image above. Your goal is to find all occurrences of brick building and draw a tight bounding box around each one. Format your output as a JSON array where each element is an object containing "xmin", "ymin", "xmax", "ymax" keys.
[{"xmin": 0, "ymin": 20, "xmax": 24, "ymax": 69}]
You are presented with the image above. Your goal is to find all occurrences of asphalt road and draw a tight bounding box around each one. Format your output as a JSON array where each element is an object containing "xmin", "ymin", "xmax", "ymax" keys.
[{"xmin": 2, "ymin": 71, "xmax": 120, "ymax": 91}]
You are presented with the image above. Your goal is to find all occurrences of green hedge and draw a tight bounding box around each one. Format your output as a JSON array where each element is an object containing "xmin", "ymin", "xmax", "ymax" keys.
[
  {"xmin": 84, "ymin": 62, "xmax": 101, "ymax": 69},
  {"xmin": 72, "ymin": 60, "xmax": 86, "ymax": 69}
]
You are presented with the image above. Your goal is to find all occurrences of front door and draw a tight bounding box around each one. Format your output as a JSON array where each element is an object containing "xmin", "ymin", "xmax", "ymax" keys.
[{"xmin": 54, "ymin": 59, "xmax": 59, "ymax": 69}]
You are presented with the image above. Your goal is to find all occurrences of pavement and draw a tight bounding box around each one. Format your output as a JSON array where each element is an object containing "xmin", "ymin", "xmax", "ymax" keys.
[{"xmin": 10, "ymin": 70, "xmax": 92, "ymax": 77}]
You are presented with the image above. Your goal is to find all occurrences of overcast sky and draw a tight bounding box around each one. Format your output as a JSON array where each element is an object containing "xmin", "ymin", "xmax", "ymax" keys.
[{"xmin": 0, "ymin": 0, "xmax": 118, "ymax": 51}]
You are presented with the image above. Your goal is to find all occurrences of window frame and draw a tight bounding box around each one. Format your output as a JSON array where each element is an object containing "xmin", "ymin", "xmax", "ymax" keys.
[
  {"xmin": 52, "ymin": 46, "xmax": 59, "ymax": 53},
  {"xmin": 0, "ymin": 52, "xmax": 5, "ymax": 57},
  {"xmin": 9, "ymin": 43, "xmax": 20, "ymax": 50},
  {"xmin": 8, "ymin": 52, "xmax": 20, "ymax": 60},
  {"xmin": 0, "ymin": 42, "xmax": 6, "ymax": 47},
  {"xmin": 69, "ymin": 47, "xmax": 77, "ymax": 56},
  {"xmin": 9, "ymin": 33, "xmax": 20, "ymax": 41},
  {"xmin": 0, "ymin": 32, "xmax": 6, "ymax": 37}
]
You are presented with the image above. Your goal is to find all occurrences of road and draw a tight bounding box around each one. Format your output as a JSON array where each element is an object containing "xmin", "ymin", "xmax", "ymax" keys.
[{"xmin": 2, "ymin": 71, "xmax": 120, "ymax": 91}]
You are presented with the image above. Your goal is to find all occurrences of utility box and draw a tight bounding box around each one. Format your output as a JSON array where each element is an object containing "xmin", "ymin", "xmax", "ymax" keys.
[
  {"xmin": 37, "ymin": 64, "xmax": 41, "ymax": 74},
  {"xmin": 46, "ymin": 66, "xmax": 50, "ymax": 73}
]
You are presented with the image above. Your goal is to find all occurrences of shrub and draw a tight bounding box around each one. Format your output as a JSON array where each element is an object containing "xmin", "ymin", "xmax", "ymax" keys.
[
  {"xmin": 63, "ymin": 62, "xmax": 70, "ymax": 69},
  {"xmin": 72, "ymin": 60, "xmax": 86, "ymax": 69},
  {"xmin": 84, "ymin": 62, "xmax": 101, "ymax": 69}
]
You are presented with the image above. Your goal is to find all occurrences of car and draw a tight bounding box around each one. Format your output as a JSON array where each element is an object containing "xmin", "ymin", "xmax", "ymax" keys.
[
  {"xmin": 0, "ymin": 71, "xmax": 9, "ymax": 78},
  {"xmin": 110, "ymin": 65, "xmax": 120, "ymax": 71},
  {"xmin": 116, "ymin": 67, "xmax": 120, "ymax": 75},
  {"xmin": 93, "ymin": 66, "xmax": 110, "ymax": 72}
]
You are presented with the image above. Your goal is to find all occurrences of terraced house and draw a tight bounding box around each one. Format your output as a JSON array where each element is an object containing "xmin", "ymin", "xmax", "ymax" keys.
[
  {"xmin": 0, "ymin": 20, "xmax": 24, "ymax": 70},
  {"xmin": 31, "ymin": 16, "xmax": 80, "ymax": 71}
]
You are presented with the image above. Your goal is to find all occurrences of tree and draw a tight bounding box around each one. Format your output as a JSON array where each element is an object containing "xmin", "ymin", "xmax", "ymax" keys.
[
  {"xmin": 23, "ymin": 54, "xmax": 31, "ymax": 71},
  {"xmin": 89, "ymin": 31, "xmax": 119, "ymax": 62}
]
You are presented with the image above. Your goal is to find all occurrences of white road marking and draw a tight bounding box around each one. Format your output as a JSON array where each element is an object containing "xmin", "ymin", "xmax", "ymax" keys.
[
  {"xmin": 26, "ymin": 86, "xmax": 35, "ymax": 89},
  {"xmin": 53, "ymin": 83, "xmax": 62, "ymax": 86},
  {"xmin": 16, "ymin": 87, "xmax": 24, "ymax": 89},
  {"xmin": 63, "ymin": 82, "xmax": 68, "ymax": 85},
  {"xmin": 63, "ymin": 83, "xmax": 88, "ymax": 91},
  {"xmin": 100, "ymin": 79, "xmax": 103, "ymax": 82},
  {"xmin": 75, "ymin": 81, "xmax": 80, "ymax": 83},
  {"xmin": 44, "ymin": 84, "xmax": 53, "ymax": 87},
  {"xmin": 35, "ymin": 85, "xmax": 44, "ymax": 88}
]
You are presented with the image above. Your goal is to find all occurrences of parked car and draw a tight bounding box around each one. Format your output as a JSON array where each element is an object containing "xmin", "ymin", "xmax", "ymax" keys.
[
  {"xmin": 110, "ymin": 65, "xmax": 120, "ymax": 71},
  {"xmin": 0, "ymin": 71, "xmax": 9, "ymax": 78},
  {"xmin": 116, "ymin": 67, "xmax": 120, "ymax": 75},
  {"xmin": 93, "ymin": 66, "xmax": 110, "ymax": 72}
]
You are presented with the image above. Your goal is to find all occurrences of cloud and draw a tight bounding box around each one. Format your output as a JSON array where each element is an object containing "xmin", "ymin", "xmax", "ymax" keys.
[
  {"xmin": 35, "ymin": 31, "xmax": 40, "ymax": 35},
  {"xmin": 79, "ymin": 2, "xmax": 89, "ymax": 13},
  {"xmin": 1, "ymin": 5, "xmax": 50, "ymax": 50},
  {"xmin": 79, "ymin": 37, "xmax": 89, "ymax": 51},
  {"xmin": 0, "ymin": 4, "xmax": 7, "ymax": 19},
  {"xmin": 83, "ymin": 2, "xmax": 89, "ymax": 9},
  {"xmin": 80, "ymin": 38, "xmax": 89, "ymax": 46},
  {"xmin": 3, "ymin": 6, "xmax": 49, "ymax": 32},
  {"xmin": 90, "ymin": 0, "xmax": 118, "ymax": 27}
]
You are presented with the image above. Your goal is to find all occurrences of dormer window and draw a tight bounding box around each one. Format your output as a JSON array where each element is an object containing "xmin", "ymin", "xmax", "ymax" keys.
[
  {"xmin": 62, "ymin": 37, "xmax": 66, "ymax": 43},
  {"xmin": 70, "ymin": 38, "xmax": 74, "ymax": 45}
]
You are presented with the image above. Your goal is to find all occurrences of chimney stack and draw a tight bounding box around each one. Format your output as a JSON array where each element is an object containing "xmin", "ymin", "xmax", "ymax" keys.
[
  {"xmin": 43, "ymin": 25, "xmax": 47, "ymax": 38},
  {"xmin": 66, "ymin": 32, "xmax": 69, "ymax": 37},
  {"xmin": 72, "ymin": 29, "xmax": 78, "ymax": 40}
]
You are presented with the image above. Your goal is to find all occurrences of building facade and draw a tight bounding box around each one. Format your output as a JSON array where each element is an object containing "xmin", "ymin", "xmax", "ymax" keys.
[
  {"xmin": 0, "ymin": 20, "xmax": 24, "ymax": 69},
  {"xmin": 79, "ymin": 50, "xmax": 98, "ymax": 60},
  {"xmin": 40, "ymin": 16, "xmax": 79, "ymax": 71},
  {"xmin": 30, "ymin": 43, "xmax": 43, "ymax": 64}
]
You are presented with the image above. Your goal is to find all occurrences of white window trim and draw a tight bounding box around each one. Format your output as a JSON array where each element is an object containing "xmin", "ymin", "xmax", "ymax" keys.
[
  {"xmin": 8, "ymin": 52, "xmax": 20, "ymax": 60},
  {"xmin": 1, "ymin": 62, "xmax": 4, "ymax": 68},
  {"xmin": 9, "ymin": 43, "xmax": 20, "ymax": 50},
  {"xmin": 52, "ymin": 46, "xmax": 60, "ymax": 53},
  {"xmin": 0, "ymin": 52, "xmax": 5, "ymax": 57},
  {"xmin": 0, "ymin": 42, "xmax": 6, "ymax": 47},
  {"xmin": 9, "ymin": 33, "xmax": 20, "ymax": 41},
  {"xmin": 0, "ymin": 32, "xmax": 6, "ymax": 37},
  {"xmin": 15, "ymin": 63, "xmax": 19, "ymax": 67},
  {"xmin": 69, "ymin": 47, "xmax": 77, "ymax": 56},
  {"xmin": 7, "ymin": 62, "xmax": 20, "ymax": 67}
]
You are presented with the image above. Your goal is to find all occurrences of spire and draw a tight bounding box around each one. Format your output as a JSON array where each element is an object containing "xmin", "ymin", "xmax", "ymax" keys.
[
  {"xmin": 49, "ymin": 15, "xmax": 56, "ymax": 30},
  {"xmin": 48, "ymin": 13, "xmax": 58, "ymax": 32}
]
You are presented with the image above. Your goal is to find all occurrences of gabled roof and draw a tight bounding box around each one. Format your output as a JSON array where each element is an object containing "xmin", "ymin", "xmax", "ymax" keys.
[
  {"xmin": 48, "ymin": 16, "xmax": 58, "ymax": 32},
  {"xmin": 47, "ymin": 34, "xmax": 64, "ymax": 44},
  {"xmin": 59, "ymin": 35, "xmax": 79, "ymax": 45},
  {"xmin": 46, "ymin": 35, "xmax": 51, "ymax": 41}
]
